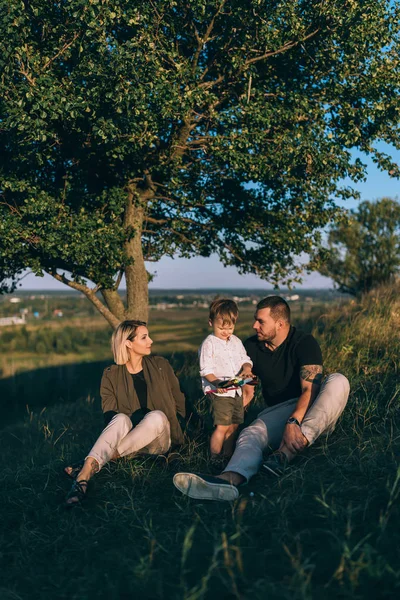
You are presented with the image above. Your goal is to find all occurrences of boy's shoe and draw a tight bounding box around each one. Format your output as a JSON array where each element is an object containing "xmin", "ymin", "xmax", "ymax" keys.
[
  {"xmin": 261, "ymin": 451, "xmax": 288, "ymax": 477},
  {"xmin": 173, "ymin": 473, "xmax": 239, "ymax": 502}
]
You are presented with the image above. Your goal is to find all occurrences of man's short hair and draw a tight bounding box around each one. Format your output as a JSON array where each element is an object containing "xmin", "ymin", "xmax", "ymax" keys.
[
  {"xmin": 257, "ymin": 296, "xmax": 290, "ymax": 323},
  {"xmin": 209, "ymin": 298, "xmax": 239, "ymax": 325}
]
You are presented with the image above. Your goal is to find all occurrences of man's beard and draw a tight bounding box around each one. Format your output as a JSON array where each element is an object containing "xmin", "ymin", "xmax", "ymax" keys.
[{"xmin": 257, "ymin": 327, "xmax": 277, "ymax": 343}]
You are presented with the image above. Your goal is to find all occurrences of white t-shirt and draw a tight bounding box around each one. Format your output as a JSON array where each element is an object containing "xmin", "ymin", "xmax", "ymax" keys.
[{"xmin": 199, "ymin": 333, "xmax": 253, "ymax": 398}]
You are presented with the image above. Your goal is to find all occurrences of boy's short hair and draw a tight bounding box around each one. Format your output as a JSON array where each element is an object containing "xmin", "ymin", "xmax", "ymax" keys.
[{"xmin": 209, "ymin": 298, "xmax": 239, "ymax": 325}]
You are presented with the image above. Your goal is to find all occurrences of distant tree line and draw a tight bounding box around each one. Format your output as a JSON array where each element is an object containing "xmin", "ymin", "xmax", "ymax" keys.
[
  {"xmin": 318, "ymin": 198, "xmax": 400, "ymax": 296},
  {"xmin": 0, "ymin": 326, "xmax": 110, "ymax": 355}
]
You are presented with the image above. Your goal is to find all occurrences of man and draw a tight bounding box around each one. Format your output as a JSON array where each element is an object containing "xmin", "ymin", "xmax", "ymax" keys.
[{"xmin": 173, "ymin": 296, "xmax": 350, "ymax": 501}]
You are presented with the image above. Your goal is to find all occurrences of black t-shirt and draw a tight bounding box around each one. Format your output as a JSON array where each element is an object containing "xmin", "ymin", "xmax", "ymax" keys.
[
  {"xmin": 244, "ymin": 327, "xmax": 323, "ymax": 406},
  {"xmin": 130, "ymin": 370, "xmax": 150, "ymax": 427}
]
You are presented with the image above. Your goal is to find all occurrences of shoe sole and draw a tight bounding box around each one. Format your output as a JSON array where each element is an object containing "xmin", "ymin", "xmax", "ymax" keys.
[{"xmin": 173, "ymin": 473, "xmax": 239, "ymax": 502}]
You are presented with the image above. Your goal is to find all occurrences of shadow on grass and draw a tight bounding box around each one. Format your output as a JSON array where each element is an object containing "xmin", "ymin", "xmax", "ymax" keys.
[{"xmin": 0, "ymin": 351, "xmax": 203, "ymax": 431}]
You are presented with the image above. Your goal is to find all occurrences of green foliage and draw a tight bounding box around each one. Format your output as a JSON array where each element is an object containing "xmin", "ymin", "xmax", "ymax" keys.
[
  {"xmin": 0, "ymin": 1, "xmax": 399, "ymax": 314},
  {"xmin": 317, "ymin": 198, "xmax": 400, "ymax": 296}
]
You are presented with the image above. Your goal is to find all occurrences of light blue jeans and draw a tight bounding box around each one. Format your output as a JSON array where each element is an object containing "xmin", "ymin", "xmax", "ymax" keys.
[{"xmin": 223, "ymin": 373, "xmax": 350, "ymax": 482}]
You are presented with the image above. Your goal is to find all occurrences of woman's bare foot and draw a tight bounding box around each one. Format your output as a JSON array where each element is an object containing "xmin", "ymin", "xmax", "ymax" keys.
[
  {"xmin": 65, "ymin": 457, "xmax": 99, "ymax": 506},
  {"xmin": 65, "ymin": 480, "xmax": 89, "ymax": 507},
  {"xmin": 64, "ymin": 460, "xmax": 84, "ymax": 479}
]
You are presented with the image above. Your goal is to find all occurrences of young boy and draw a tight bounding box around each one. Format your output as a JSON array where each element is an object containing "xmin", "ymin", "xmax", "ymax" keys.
[{"xmin": 199, "ymin": 298, "xmax": 254, "ymax": 459}]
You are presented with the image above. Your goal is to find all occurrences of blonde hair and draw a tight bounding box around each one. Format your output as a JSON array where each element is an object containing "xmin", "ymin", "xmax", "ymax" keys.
[
  {"xmin": 111, "ymin": 320, "xmax": 147, "ymax": 365},
  {"xmin": 209, "ymin": 298, "xmax": 239, "ymax": 325}
]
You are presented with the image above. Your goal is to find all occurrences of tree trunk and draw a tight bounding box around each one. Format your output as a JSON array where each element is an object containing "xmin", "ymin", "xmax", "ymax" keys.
[
  {"xmin": 101, "ymin": 289, "xmax": 126, "ymax": 324},
  {"xmin": 123, "ymin": 186, "xmax": 150, "ymax": 322}
]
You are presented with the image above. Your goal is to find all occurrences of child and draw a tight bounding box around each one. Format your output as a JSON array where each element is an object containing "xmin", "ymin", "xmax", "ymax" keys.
[{"xmin": 199, "ymin": 298, "xmax": 254, "ymax": 459}]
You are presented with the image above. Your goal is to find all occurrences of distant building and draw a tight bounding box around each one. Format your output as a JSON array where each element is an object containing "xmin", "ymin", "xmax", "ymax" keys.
[{"xmin": 0, "ymin": 316, "xmax": 26, "ymax": 327}]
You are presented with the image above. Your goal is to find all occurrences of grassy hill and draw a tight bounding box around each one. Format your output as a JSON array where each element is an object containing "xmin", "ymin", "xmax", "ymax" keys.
[{"xmin": 1, "ymin": 286, "xmax": 399, "ymax": 599}]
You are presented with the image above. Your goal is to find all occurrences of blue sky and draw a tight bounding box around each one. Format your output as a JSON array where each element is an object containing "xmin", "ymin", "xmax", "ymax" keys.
[{"xmin": 19, "ymin": 146, "xmax": 399, "ymax": 291}]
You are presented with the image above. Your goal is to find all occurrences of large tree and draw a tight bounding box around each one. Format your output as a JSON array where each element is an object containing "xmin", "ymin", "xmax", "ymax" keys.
[
  {"xmin": 1, "ymin": 1, "xmax": 399, "ymax": 327},
  {"xmin": 317, "ymin": 198, "xmax": 400, "ymax": 296}
]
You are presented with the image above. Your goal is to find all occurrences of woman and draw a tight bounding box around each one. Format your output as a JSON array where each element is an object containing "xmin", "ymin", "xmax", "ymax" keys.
[{"xmin": 65, "ymin": 320, "xmax": 186, "ymax": 506}]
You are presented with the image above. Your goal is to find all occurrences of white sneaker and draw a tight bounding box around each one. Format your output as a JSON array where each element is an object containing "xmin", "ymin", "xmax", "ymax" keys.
[{"xmin": 173, "ymin": 473, "xmax": 239, "ymax": 502}]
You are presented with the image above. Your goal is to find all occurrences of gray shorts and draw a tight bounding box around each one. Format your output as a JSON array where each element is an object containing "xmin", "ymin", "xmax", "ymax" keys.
[{"xmin": 209, "ymin": 392, "xmax": 244, "ymax": 426}]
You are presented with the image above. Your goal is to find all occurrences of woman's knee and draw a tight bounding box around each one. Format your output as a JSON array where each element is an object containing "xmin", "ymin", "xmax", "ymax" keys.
[
  {"xmin": 146, "ymin": 410, "xmax": 170, "ymax": 434},
  {"xmin": 110, "ymin": 413, "xmax": 132, "ymax": 431}
]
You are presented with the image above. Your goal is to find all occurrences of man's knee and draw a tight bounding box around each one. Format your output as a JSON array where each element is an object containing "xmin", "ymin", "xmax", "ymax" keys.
[
  {"xmin": 236, "ymin": 419, "xmax": 268, "ymax": 448},
  {"xmin": 324, "ymin": 373, "xmax": 350, "ymax": 405}
]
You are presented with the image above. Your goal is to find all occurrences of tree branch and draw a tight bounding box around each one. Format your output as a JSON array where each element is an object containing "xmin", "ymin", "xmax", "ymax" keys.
[
  {"xmin": 42, "ymin": 33, "xmax": 80, "ymax": 70},
  {"xmin": 19, "ymin": 61, "xmax": 36, "ymax": 86},
  {"xmin": 112, "ymin": 269, "xmax": 124, "ymax": 292},
  {"xmin": 244, "ymin": 28, "xmax": 320, "ymax": 67},
  {"xmin": 190, "ymin": 0, "xmax": 227, "ymax": 75},
  {"xmin": 101, "ymin": 288, "xmax": 126, "ymax": 321},
  {"xmin": 45, "ymin": 269, "xmax": 120, "ymax": 328}
]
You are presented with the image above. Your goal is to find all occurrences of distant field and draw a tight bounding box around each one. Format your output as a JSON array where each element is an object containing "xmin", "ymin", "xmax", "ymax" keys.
[{"xmin": 0, "ymin": 297, "xmax": 346, "ymax": 377}]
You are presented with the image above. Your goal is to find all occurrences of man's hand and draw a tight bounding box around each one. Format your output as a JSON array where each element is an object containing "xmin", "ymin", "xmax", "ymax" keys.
[
  {"xmin": 280, "ymin": 423, "xmax": 309, "ymax": 455},
  {"xmin": 238, "ymin": 365, "xmax": 254, "ymax": 379}
]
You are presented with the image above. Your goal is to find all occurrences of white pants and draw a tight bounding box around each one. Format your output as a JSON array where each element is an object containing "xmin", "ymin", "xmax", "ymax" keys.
[
  {"xmin": 87, "ymin": 411, "xmax": 171, "ymax": 471},
  {"xmin": 224, "ymin": 373, "xmax": 350, "ymax": 482}
]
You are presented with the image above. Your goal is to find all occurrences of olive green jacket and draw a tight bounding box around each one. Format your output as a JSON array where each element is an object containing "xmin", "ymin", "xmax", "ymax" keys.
[{"xmin": 100, "ymin": 355, "xmax": 186, "ymax": 446}]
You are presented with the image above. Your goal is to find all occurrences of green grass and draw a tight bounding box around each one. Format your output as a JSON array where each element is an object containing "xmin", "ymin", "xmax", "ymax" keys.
[{"xmin": 1, "ymin": 288, "xmax": 400, "ymax": 599}]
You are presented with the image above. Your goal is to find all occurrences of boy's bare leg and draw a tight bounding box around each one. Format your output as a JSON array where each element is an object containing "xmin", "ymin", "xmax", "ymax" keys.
[
  {"xmin": 210, "ymin": 425, "xmax": 231, "ymax": 456},
  {"xmin": 221, "ymin": 424, "xmax": 239, "ymax": 458},
  {"xmin": 242, "ymin": 384, "xmax": 255, "ymax": 409}
]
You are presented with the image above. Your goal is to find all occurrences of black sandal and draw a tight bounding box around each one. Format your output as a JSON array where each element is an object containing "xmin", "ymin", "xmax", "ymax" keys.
[
  {"xmin": 63, "ymin": 460, "xmax": 85, "ymax": 480},
  {"xmin": 65, "ymin": 480, "xmax": 88, "ymax": 508}
]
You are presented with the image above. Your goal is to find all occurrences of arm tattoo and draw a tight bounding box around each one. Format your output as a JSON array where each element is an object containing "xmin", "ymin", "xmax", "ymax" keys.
[{"xmin": 300, "ymin": 364, "xmax": 323, "ymax": 385}]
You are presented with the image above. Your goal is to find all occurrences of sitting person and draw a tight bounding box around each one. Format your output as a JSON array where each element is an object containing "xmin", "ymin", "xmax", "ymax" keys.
[
  {"xmin": 65, "ymin": 319, "xmax": 186, "ymax": 507},
  {"xmin": 199, "ymin": 298, "xmax": 254, "ymax": 460},
  {"xmin": 173, "ymin": 296, "xmax": 350, "ymax": 501}
]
